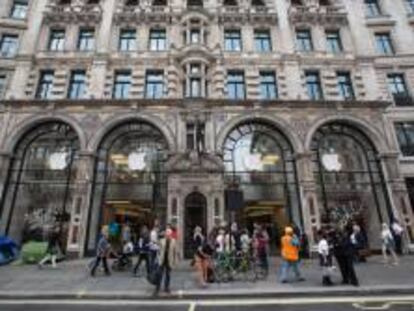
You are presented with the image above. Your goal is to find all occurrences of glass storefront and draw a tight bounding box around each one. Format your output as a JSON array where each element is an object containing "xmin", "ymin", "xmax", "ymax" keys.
[
  {"xmin": 87, "ymin": 121, "xmax": 169, "ymax": 252},
  {"xmin": 222, "ymin": 121, "xmax": 302, "ymax": 251},
  {"xmin": 1, "ymin": 122, "xmax": 80, "ymax": 250},
  {"xmin": 311, "ymin": 122, "xmax": 392, "ymax": 248}
]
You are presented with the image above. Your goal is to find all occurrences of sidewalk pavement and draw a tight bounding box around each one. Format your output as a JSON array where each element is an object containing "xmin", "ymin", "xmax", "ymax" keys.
[{"xmin": 0, "ymin": 256, "xmax": 413, "ymax": 300}]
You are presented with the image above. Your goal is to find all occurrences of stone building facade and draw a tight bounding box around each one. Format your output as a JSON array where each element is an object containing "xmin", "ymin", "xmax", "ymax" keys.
[{"xmin": 1, "ymin": 0, "xmax": 414, "ymax": 257}]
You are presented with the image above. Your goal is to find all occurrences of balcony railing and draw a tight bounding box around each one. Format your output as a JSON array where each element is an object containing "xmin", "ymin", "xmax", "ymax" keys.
[{"xmin": 394, "ymin": 94, "xmax": 414, "ymax": 107}]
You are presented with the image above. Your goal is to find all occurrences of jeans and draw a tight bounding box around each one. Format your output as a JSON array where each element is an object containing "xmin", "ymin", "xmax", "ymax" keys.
[
  {"xmin": 156, "ymin": 264, "xmax": 171, "ymax": 292},
  {"xmin": 279, "ymin": 259, "xmax": 302, "ymax": 282},
  {"xmin": 134, "ymin": 252, "xmax": 150, "ymax": 276},
  {"xmin": 91, "ymin": 257, "xmax": 110, "ymax": 276}
]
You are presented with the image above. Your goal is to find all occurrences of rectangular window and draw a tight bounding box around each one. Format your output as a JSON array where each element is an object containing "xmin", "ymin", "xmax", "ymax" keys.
[
  {"xmin": 119, "ymin": 29, "xmax": 136, "ymax": 51},
  {"xmin": 296, "ymin": 29, "xmax": 313, "ymax": 52},
  {"xmin": 326, "ymin": 30, "xmax": 342, "ymax": 54},
  {"xmin": 408, "ymin": 0, "xmax": 414, "ymax": 13},
  {"xmin": 149, "ymin": 29, "xmax": 167, "ymax": 51},
  {"xmin": 365, "ymin": 0, "xmax": 381, "ymax": 16},
  {"xmin": 395, "ymin": 122, "xmax": 414, "ymax": 157},
  {"xmin": 0, "ymin": 34, "xmax": 18, "ymax": 57},
  {"xmin": 48, "ymin": 29, "xmax": 65, "ymax": 51},
  {"xmin": 10, "ymin": 0, "xmax": 28, "ymax": 19},
  {"xmin": 254, "ymin": 30, "xmax": 272, "ymax": 52},
  {"xmin": 113, "ymin": 71, "xmax": 131, "ymax": 99},
  {"xmin": 145, "ymin": 71, "xmax": 164, "ymax": 99},
  {"xmin": 337, "ymin": 72, "xmax": 355, "ymax": 100},
  {"xmin": 305, "ymin": 71, "xmax": 323, "ymax": 100},
  {"xmin": 68, "ymin": 70, "xmax": 86, "ymax": 99},
  {"xmin": 77, "ymin": 28, "xmax": 95, "ymax": 51},
  {"xmin": 387, "ymin": 74, "xmax": 408, "ymax": 96},
  {"xmin": 35, "ymin": 71, "xmax": 54, "ymax": 99},
  {"xmin": 186, "ymin": 123, "xmax": 195, "ymax": 150},
  {"xmin": 227, "ymin": 71, "xmax": 245, "ymax": 100},
  {"xmin": 260, "ymin": 71, "xmax": 278, "ymax": 100},
  {"xmin": 224, "ymin": 30, "xmax": 242, "ymax": 52},
  {"xmin": 190, "ymin": 29, "xmax": 201, "ymax": 44},
  {"xmin": 0, "ymin": 75, "xmax": 6, "ymax": 99},
  {"xmin": 189, "ymin": 77, "xmax": 201, "ymax": 97},
  {"xmin": 375, "ymin": 33, "xmax": 394, "ymax": 55}
]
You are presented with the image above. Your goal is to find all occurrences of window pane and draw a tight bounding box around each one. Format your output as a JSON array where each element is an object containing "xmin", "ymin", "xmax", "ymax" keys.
[
  {"xmin": 296, "ymin": 30, "xmax": 313, "ymax": 52},
  {"xmin": 0, "ymin": 75, "xmax": 6, "ymax": 98},
  {"xmin": 49, "ymin": 30, "xmax": 65, "ymax": 51},
  {"xmin": 326, "ymin": 31, "xmax": 342, "ymax": 53},
  {"xmin": 78, "ymin": 29, "xmax": 95, "ymax": 51},
  {"xmin": 113, "ymin": 71, "xmax": 131, "ymax": 99},
  {"xmin": 68, "ymin": 71, "xmax": 86, "ymax": 99},
  {"xmin": 10, "ymin": 0, "xmax": 28, "ymax": 19},
  {"xmin": 0, "ymin": 35, "xmax": 18, "ymax": 57},
  {"xmin": 145, "ymin": 71, "xmax": 164, "ymax": 99},
  {"xmin": 337, "ymin": 72, "xmax": 355, "ymax": 100},
  {"xmin": 305, "ymin": 71, "xmax": 323, "ymax": 100},
  {"xmin": 255, "ymin": 30, "xmax": 272, "ymax": 52},
  {"xmin": 227, "ymin": 71, "xmax": 245, "ymax": 99},
  {"xmin": 149, "ymin": 29, "xmax": 167, "ymax": 51},
  {"xmin": 36, "ymin": 71, "xmax": 54, "ymax": 99},
  {"xmin": 260, "ymin": 72, "xmax": 278, "ymax": 99},
  {"xmin": 119, "ymin": 29, "xmax": 136, "ymax": 51},
  {"xmin": 224, "ymin": 30, "xmax": 242, "ymax": 52},
  {"xmin": 396, "ymin": 122, "xmax": 414, "ymax": 156}
]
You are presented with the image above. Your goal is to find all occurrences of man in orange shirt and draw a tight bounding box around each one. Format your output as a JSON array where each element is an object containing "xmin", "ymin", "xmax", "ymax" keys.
[{"xmin": 279, "ymin": 226, "xmax": 305, "ymax": 283}]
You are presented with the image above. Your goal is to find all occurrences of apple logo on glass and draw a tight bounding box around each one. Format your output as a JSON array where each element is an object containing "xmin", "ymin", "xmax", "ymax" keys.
[
  {"xmin": 243, "ymin": 153, "xmax": 263, "ymax": 171},
  {"xmin": 128, "ymin": 152, "xmax": 147, "ymax": 171},
  {"xmin": 49, "ymin": 152, "xmax": 69, "ymax": 170},
  {"xmin": 322, "ymin": 150, "xmax": 342, "ymax": 172}
]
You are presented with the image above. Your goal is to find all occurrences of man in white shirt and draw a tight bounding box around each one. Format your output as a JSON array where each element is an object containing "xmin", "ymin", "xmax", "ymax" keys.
[{"xmin": 318, "ymin": 230, "xmax": 333, "ymax": 286}]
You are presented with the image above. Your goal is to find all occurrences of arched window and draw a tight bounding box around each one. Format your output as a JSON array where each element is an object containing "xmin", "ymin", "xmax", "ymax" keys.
[
  {"xmin": 311, "ymin": 122, "xmax": 392, "ymax": 248},
  {"xmin": 0, "ymin": 122, "xmax": 80, "ymax": 250},
  {"xmin": 223, "ymin": 121, "xmax": 302, "ymax": 249},
  {"xmin": 86, "ymin": 121, "xmax": 169, "ymax": 252}
]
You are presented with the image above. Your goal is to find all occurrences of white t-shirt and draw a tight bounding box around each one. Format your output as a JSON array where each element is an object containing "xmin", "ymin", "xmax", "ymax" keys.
[
  {"xmin": 392, "ymin": 223, "xmax": 403, "ymax": 236},
  {"xmin": 216, "ymin": 234, "xmax": 225, "ymax": 253},
  {"xmin": 318, "ymin": 239, "xmax": 329, "ymax": 256}
]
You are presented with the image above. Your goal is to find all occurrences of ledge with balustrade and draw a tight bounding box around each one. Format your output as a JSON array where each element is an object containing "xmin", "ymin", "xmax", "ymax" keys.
[
  {"xmin": 288, "ymin": 4, "xmax": 348, "ymax": 26},
  {"xmin": 44, "ymin": 0, "xmax": 103, "ymax": 23}
]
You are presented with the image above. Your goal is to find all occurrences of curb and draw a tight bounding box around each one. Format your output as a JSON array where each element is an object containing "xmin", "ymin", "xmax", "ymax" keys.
[{"xmin": 0, "ymin": 286, "xmax": 413, "ymax": 301}]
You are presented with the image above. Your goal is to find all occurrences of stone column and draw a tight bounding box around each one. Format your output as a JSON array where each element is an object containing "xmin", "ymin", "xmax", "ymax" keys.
[
  {"xmin": 68, "ymin": 151, "xmax": 96, "ymax": 258},
  {"xmin": 295, "ymin": 152, "xmax": 320, "ymax": 246},
  {"xmin": 0, "ymin": 152, "xmax": 12, "ymax": 235},
  {"xmin": 380, "ymin": 152, "xmax": 414, "ymax": 248}
]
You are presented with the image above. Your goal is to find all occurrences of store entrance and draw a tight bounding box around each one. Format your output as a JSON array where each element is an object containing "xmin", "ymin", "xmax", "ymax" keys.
[{"xmin": 184, "ymin": 192, "xmax": 207, "ymax": 259}]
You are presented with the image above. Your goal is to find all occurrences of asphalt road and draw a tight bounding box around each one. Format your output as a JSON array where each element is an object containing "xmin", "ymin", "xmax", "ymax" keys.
[{"xmin": 0, "ymin": 298, "xmax": 413, "ymax": 311}]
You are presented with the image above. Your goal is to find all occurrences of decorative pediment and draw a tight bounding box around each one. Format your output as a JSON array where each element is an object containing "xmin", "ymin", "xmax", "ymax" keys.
[{"xmin": 166, "ymin": 151, "xmax": 224, "ymax": 173}]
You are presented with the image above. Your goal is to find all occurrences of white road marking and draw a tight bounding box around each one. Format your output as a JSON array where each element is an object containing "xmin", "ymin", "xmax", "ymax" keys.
[
  {"xmin": 188, "ymin": 302, "xmax": 196, "ymax": 311},
  {"xmin": 0, "ymin": 296, "xmax": 413, "ymax": 307},
  {"xmin": 353, "ymin": 301, "xmax": 414, "ymax": 310}
]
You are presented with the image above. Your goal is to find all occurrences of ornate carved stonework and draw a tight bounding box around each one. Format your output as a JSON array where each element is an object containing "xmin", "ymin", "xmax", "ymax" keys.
[
  {"xmin": 166, "ymin": 151, "xmax": 224, "ymax": 172},
  {"xmin": 44, "ymin": 0, "xmax": 103, "ymax": 24}
]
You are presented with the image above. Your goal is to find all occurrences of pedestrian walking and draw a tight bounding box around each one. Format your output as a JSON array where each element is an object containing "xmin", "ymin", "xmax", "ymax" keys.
[
  {"xmin": 350, "ymin": 224, "xmax": 368, "ymax": 263},
  {"xmin": 253, "ymin": 227, "xmax": 269, "ymax": 276},
  {"xmin": 331, "ymin": 228, "xmax": 359, "ymax": 286},
  {"xmin": 193, "ymin": 226, "xmax": 209, "ymax": 288},
  {"xmin": 38, "ymin": 226, "xmax": 60, "ymax": 269},
  {"xmin": 133, "ymin": 225, "xmax": 151, "ymax": 277},
  {"xmin": 279, "ymin": 226, "xmax": 305, "ymax": 283},
  {"xmin": 317, "ymin": 230, "xmax": 333, "ymax": 286},
  {"xmin": 153, "ymin": 227, "xmax": 178, "ymax": 296},
  {"xmin": 149, "ymin": 220, "xmax": 160, "ymax": 271},
  {"xmin": 391, "ymin": 220, "xmax": 404, "ymax": 255},
  {"xmin": 381, "ymin": 223, "xmax": 399, "ymax": 266},
  {"xmin": 240, "ymin": 229, "xmax": 251, "ymax": 254},
  {"xmin": 90, "ymin": 225, "xmax": 116, "ymax": 277}
]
